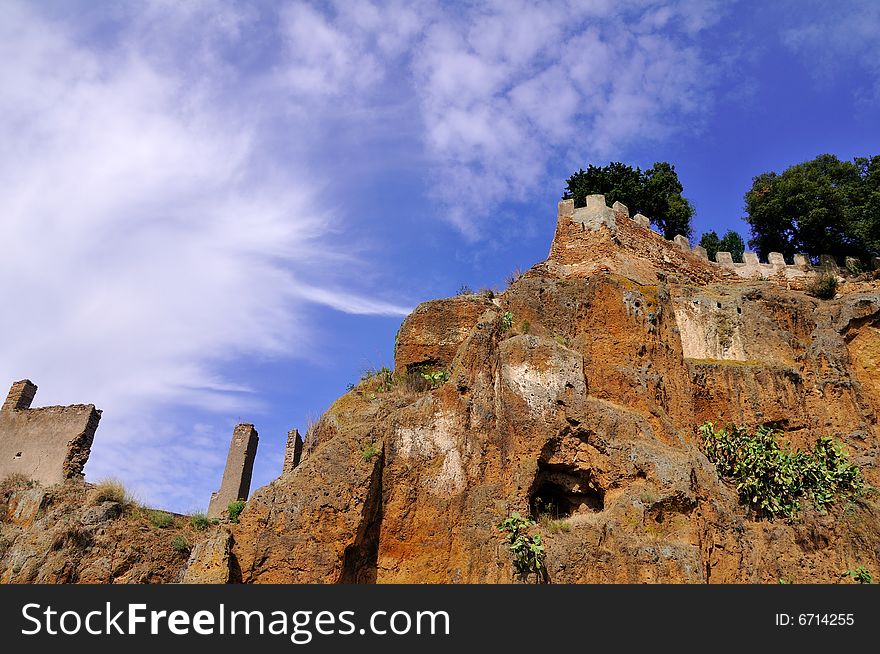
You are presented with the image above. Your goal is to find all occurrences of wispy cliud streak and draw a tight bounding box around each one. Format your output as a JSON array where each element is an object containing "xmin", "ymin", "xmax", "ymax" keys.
[
  {"xmin": 780, "ymin": 0, "xmax": 880, "ymax": 103},
  {"xmin": 292, "ymin": 286, "xmax": 411, "ymax": 316}
]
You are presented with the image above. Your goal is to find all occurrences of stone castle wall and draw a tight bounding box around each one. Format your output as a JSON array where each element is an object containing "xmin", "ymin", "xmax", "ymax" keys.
[{"xmin": 551, "ymin": 194, "xmax": 879, "ymax": 288}]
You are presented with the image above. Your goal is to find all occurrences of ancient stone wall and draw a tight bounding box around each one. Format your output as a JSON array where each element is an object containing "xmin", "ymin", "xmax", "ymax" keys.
[
  {"xmin": 207, "ymin": 423, "xmax": 259, "ymax": 518},
  {"xmin": 0, "ymin": 380, "xmax": 101, "ymax": 485},
  {"xmin": 552, "ymin": 194, "xmax": 878, "ymax": 288}
]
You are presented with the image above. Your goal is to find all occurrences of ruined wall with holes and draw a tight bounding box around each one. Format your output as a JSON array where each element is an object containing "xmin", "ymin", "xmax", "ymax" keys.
[{"xmin": 0, "ymin": 380, "xmax": 101, "ymax": 485}]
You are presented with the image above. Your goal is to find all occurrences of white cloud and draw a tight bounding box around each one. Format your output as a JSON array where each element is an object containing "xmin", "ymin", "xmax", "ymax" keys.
[
  {"xmin": 0, "ymin": 2, "xmax": 410, "ymax": 509},
  {"xmin": 409, "ymin": 0, "xmax": 725, "ymax": 235},
  {"xmin": 780, "ymin": 0, "xmax": 880, "ymax": 103}
]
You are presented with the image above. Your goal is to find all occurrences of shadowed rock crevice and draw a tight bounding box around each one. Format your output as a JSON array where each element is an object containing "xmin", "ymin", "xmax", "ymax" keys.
[
  {"xmin": 529, "ymin": 462, "xmax": 605, "ymax": 519},
  {"xmin": 338, "ymin": 451, "xmax": 384, "ymax": 584}
]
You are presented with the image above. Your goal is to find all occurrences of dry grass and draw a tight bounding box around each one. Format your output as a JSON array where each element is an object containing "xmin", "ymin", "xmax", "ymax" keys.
[{"xmin": 89, "ymin": 478, "xmax": 138, "ymax": 512}]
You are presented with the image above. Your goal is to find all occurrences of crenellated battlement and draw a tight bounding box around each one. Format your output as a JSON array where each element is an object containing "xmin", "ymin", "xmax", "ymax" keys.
[{"xmin": 551, "ymin": 194, "xmax": 879, "ymax": 286}]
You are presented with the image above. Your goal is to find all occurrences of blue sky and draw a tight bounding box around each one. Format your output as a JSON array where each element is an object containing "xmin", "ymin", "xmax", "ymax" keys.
[{"xmin": 1, "ymin": 0, "xmax": 878, "ymax": 512}]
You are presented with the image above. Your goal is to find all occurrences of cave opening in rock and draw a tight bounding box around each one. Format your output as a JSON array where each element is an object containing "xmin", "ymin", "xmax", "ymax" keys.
[{"xmin": 529, "ymin": 465, "xmax": 604, "ymax": 519}]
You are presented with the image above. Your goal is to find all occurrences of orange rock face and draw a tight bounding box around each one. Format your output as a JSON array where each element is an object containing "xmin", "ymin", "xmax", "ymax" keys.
[
  {"xmin": 394, "ymin": 294, "xmax": 497, "ymax": 372},
  {"xmin": 229, "ymin": 198, "xmax": 880, "ymax": 584}
]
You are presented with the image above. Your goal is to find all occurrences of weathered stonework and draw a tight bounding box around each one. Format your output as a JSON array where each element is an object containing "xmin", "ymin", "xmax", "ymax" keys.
[
  {"xmin": 207, "ymin": 424, "xmax": 258, "ymax": 518},
  {"xmin": 3, "ymin": 194, "xmax": 880, "ymax": 586},
  {"xmin": 572, "ymin": 194, "xmax": 617, "ymax": 232},
  {"xmin": 0, "ymin": 380, "xmax": 101, "ymax": 485},
  {"xmin": 550, "ymin": 194, "xmax": 874, "ymax": 289},
  {"xmin": 673, "ymin": 235, "xmax": 690, "ymax": 251},
  {"xmin": 282, "ymin": 428, "xmax": 303, "ymax": 475}
]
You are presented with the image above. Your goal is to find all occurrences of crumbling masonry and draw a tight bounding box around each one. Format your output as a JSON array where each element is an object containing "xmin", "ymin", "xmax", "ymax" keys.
[
  {"xmin": 208, "ymin": 423, "xmax": 259, "ymax": 518},
  {"xmin": 282, "ymin": 428, "xmax": 303, "ymax": 476},
  {"xmin": 0, "ymin": 380, "xmax": 101, "ymax": 485}
]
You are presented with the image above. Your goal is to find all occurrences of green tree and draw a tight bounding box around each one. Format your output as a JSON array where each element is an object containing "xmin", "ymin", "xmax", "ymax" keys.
[
  {"xmin": 563, "ymin": 161, "xmax": 694, "ymax": 239},
  {"xmin": 744, "ymin": 154, "xmax": 880, "ymax": 261},
  {"xmin": 640, "ymin": 162, "xmax": 694, "ymax": 240},
  {"xmin": 699, "ymin": 229, "xmax": 746, "ymax": 263}
]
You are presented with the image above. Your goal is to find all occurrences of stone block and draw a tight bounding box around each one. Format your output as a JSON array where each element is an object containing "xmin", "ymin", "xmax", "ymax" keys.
[
  {"xmin": 673, "ymin": 235, "xmax": 690, "ymax": 251},
  {"xmin": 768, "ymin": 252, "xmax": 786, "ymax": 266},
  {"xmin": 3, "ymin": 380, "xmax": 37, "ymax": 412},
  {"xmin": 820, "ymin": 254, "xmax": 838, "ymax": 268},
  {"xmin": 612, "ymin": 201, "xmax": 629, "ymax": 217},
  {"xmin": 182, "ymin": 528, "xmax": 233, "ymax": 584},
  {"xmin": 715, "ymin": 251, "xmax": 734, "ymax": 266},
  {"xmin": 557, "ymin": 198, "xmax": 574, "ymax": 220},
  {"xmin": 692, "ymin": 245, "xmax": 708, "ymax": 260},
  {"xmin": 872, "ymin": 257, "xmax": 880, "ymax": 270},
  {"xmin": 394, "ymin": 295, "xmax": 495, "ymax": 372},
  {"xmin": 743, "ymin": 252, "xmax": 760, "ymax": 265},
  {"xmin": 793, "ymin": 254, "xmax": 810, "ymax": 267},
  {"xmin": 633, "ymin": 213, "xmax": 650, "ymax": 228},
  {"xmin": 572, "ymin": 194, "xmax": 617, "ymax": 232}
]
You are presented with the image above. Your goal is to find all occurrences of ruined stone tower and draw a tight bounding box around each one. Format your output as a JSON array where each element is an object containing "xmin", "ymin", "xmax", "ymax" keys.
[
  {"xmin": 207, "ymin": 423, "xmax": 259, "ymax": 518},
  {"xmin": 0, "ymin": 379, "xmax": 101, "ymax": 485},
  {"xmin": 282, "ymin": 428, "xmax": 303, "ymax": 475}
]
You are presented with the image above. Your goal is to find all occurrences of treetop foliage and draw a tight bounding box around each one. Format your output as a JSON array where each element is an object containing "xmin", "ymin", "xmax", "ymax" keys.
[
  {"xmin": 744, "ymin": 153, "xmax": 880, "ymax": 261},
  {"xmin": 564, "ymin": 161, "xmax": 694, "ymax": 240},
  {"xmin": 698, "ymin": 229, "xmax": 745, "ymax": 263}
]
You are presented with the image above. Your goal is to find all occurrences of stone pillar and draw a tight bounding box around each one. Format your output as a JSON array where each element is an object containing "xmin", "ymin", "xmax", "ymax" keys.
[
  {"xmin": 282, "ymin": 428, "xmax": 304, "ymax": 475},
  {"xmin": 768, "ymin": 252, "xmax": 786, "ymax": 266},
  {"xmin": 793, "ymin": 254, "xmax": 810, "ymax": 267},
  {"xmin": 208, "ymin": 423, "xmax": 259, "ymax": 518},
  {"xmin": 557, "ymin": 198, "xmax": 574, "ymax": 222},
  {"xmin": 743, "ymin": 252, "xmax": 760, "ymax": 265},
  {"xmin": 692, "ymin": 245, "xmax": 708, "ymax": 260},
  {"xmin": 633, "ymin": 213, "xmax": 650, "ymax": 228},
  {"xmin": 2, "ymin": 380, "xmax": 37, "ymax": 413},
  {"xmin": 611, "ymin": 201, "xmax": 629, "ymax": 217}
]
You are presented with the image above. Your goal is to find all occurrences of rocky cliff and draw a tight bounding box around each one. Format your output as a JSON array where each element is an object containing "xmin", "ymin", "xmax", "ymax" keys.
[
  {"xmin": 2, "ymin": 196, "xmax": 879, "ymax": 584},
  {"xmin": 227, "ymin": 197, "xmax": 880, "ymax": 583}
]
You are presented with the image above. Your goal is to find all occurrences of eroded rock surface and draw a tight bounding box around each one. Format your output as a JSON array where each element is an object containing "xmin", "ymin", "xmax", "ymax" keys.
[{"xmin": 229, "ymin": 198, "xmax": 880, "ymax": 583}]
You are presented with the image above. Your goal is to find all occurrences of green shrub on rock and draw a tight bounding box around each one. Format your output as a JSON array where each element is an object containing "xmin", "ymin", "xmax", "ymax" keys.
[{"xmin": 700, "ymin": 422, "xmax": 863, "ymax": 520}]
